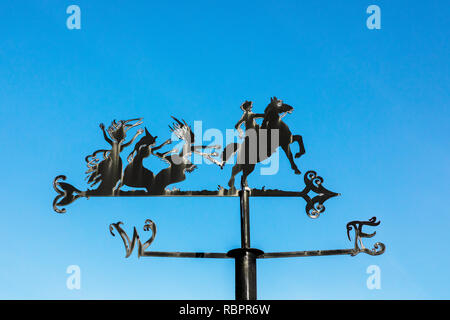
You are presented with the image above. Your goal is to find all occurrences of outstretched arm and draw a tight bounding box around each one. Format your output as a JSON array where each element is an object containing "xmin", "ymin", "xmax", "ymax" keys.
[
  {"xmin": 99, "ymin": 123, "xmax": 113, "ymax": 146},
  {"xmin": 193, "ymin": 150, "xmax": 221, "ymax": 166},
  {"xmin": 121, "ymin": 129, "xmax": 143, "ymax": 151},
  {"xmin": 152, "ymin": 139, "xmax": 172, "ymax": 152},
  {"xmin": 123, "ymin": 118, "xmax": 143, "ymax": 132},
  {"xmin": 152, "ymin": 148, "xmax": 178, "ymax": 161},
  {"xmin": 192, "ymin": 144, "xmax": 221, "ymax": 151},
  {"xmin": 252, "ymin": 113, "xmax": 266, "ymax": 127},
  {"xmin": 261, "ymin": 112, "xmax": 270, "ymax": 128},
  {"xmin": 252, "ymin": 113, "xmax": 265, "ymax": 119}
]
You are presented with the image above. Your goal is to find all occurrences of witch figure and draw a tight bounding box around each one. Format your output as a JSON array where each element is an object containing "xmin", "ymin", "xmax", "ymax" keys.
[{"xmin": 85, "ymin": 118, "xmax": 143, "ymax": 195}]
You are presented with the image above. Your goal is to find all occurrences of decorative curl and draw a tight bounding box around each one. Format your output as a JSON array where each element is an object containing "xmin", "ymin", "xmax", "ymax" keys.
[
  {"xmin": 346, "ymin": 217, "xmax": 386, "ymax": 256},
  {"xmin": 301, "ymin": 171, "xmax": 339, "ymax": 219},
  {"xmin": 52, "ymin": 175, "xmax": 83, "ymax": 213},
  {"xmin": 110, "ymin": 219, "xmax": 157, "ymax": 258}
]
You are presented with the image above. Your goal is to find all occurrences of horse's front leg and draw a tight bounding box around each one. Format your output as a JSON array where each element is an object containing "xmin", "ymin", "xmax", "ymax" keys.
[
  {"xmin": 293, "ymin": 134, "xmax": 306, "ymax": 158},
  {"xmin": 220, "ymin": 142, "xmax": 240, "ymax": 168},
  {"xmin": 281, "ymin": 144, "xmax": 301, "ymax": 175}
]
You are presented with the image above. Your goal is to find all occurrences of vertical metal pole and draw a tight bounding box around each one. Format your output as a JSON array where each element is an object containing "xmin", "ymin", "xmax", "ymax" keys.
[
  {"xmin": 227, "ymin": 189, "xmax": 263, "ymax": 300},
  {"xmin": 232, "ymin": 248, "xmax": 258, "ymax": 300},
  {"xmin": 240, "ymin": 189, "xmax": 251, "ymax": 248}
]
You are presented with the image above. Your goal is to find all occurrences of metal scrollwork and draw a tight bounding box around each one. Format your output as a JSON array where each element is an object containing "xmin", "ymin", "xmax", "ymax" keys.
[
  {"xmin": 109, "ymin": 219, "xmax": 157, "ymax": 258},
  {"xmin": 300, "ymin": 171, "xmax": 339, "ymax": 219},
  {"xmin": 53, "ymin": 175, "xmax": 84, "ymax": 213},
  {"xmin": 346, "ymin": 217, "xmax": 386, "ymax": 256}
]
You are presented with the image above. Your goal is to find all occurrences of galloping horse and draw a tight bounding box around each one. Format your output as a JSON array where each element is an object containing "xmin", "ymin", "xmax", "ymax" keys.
[{"xmin": 226, "ymin": 97, "xmax": 305, "ymax": 188}]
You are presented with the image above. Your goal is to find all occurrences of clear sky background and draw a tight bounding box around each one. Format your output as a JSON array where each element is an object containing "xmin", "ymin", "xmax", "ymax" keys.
[{"xmin": 0, "ymin": 1, "xmax": 448, "ymax": 299}]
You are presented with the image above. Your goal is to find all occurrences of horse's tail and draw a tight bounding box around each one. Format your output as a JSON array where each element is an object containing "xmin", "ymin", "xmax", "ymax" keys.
[{"xmin": 220, "ymin": 142, "xmax": 240, "ymax": 166}]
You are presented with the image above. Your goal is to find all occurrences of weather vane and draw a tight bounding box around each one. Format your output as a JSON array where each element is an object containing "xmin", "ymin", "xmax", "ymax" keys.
[{"xmin": 52, "ymin": 97, "xmax": 385, "ymax": 300}]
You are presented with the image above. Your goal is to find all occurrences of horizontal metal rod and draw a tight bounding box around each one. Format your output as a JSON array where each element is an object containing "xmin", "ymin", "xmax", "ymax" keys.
[
  {"xmin": 140, "ymin": 251, "xmax": 230, "ymax": 258},
  {"xmin": 80, "ymin": 189, "xmax": 328, "ymax": 198},
  {"xmin": 260, "ymin": 249, "xmax": 355, "ymax": 258},
  {"xmin": 138, "ymin": 249, "xmax": 357, "ymax": 259}
]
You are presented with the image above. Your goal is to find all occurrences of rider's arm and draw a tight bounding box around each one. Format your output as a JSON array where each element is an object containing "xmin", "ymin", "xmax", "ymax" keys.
[
  {"xmin": 261, "ymin": 113, "xmax": 269, "ymax": 128},
  {"xmin": 253, "ymin": 113, "xmax": 265, "ymax": 119}
]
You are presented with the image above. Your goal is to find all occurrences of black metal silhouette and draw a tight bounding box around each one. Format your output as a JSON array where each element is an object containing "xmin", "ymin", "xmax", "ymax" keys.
[
  {"xmin": 122, "ymin": 128, "xmax": 172, "ymax": 192},
  {"xmin": 52, "ymin": 98, "xmax": 385, "ymax": 300},
  {"xmin": 223, "ymin": 97, "xmax": 306, "ymax": 188},
  {"xmin": 85, "ymin": 118, "xmax": 143, "ymax": 195},
  {"xmin": 262, "ymin": 96, "xmax": 305, "ymax": 164},
  {"xmin": 52, "ymin": 111, "xmax": 337, "ymax": 216},
  {"xmin": 151, "ymin": 117, "xmax": 220, "ymax": 194},
  {"xmin": 221, "ymin": 100, "xmax": 264, "ymax": 166}
]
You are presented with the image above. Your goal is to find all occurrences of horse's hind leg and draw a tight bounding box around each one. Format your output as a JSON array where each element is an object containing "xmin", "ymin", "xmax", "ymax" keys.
[
  {"xmin": 228, "ymin": 163, "xmax": 243, "ymax": 189},
  {"xmin": 281, "ymin": 144, "xmax": 301, "ymax": 175},
  {"xmin": 241, "ymin": 164, "xmax": 255, "ymax": 189},
  {"xmin": 293, "ymin": 135, "xmax": 305, "ymax": 158},
  {"xmin": 221, "ymin": 142, "xmax": 240, "ymax": 168}
]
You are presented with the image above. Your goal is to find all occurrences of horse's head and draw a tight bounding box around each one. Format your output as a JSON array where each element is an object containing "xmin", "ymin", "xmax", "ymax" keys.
[
  {"xmin": 270, "ymin": 96, "xmax": 293, "ymax": 114},
  {"xmin": 264, "ymin": 97, "xmax": 294, "ymax": 123}
]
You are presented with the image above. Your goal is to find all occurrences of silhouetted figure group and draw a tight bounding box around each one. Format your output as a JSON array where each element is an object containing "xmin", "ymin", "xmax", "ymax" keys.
[
  {"xmin": 86, "ymin": 117, "xmax": 219, "ymax": 195},
  {"xmin": 85, "ymin": 97, "xmax": 305, "ymax": 194}
]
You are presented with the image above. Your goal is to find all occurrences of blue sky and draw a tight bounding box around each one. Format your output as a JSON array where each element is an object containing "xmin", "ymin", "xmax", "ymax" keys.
[{"xmin": 0, "ymin": 1, "xmax": 448, "ymax": 299}]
